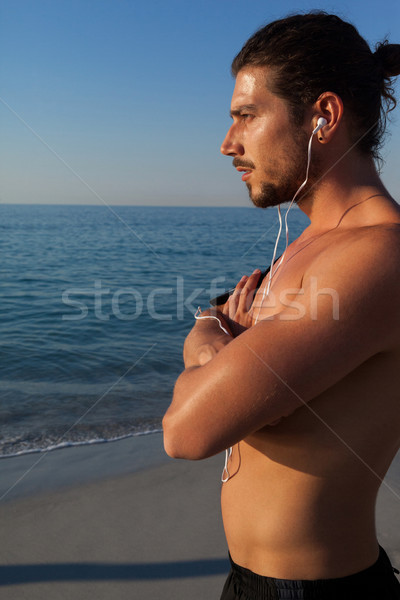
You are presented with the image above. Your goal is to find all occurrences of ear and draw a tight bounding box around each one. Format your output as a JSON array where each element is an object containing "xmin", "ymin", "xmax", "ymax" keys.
[{"xmin": 312, "ymin": 92, "xmax": 344, "ymax": 143}]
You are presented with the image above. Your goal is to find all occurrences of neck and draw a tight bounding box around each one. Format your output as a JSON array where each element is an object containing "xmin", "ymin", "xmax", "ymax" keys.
[{"xmin": 297, "ymin": 150, "xmax": 394, "ymax": 230}]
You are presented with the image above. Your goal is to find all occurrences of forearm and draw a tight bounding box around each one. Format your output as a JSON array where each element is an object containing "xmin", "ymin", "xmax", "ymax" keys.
[
  {"xmin": 163, "ymin": 276, "xmax": 260, "ymax": 460},
  {"xmin": 163, "ymin": 312, "xmax": 233, "ymax": 458},
  {"xmin": 163, "ymin": 363, "xmax": 219, "ymax": 459}
]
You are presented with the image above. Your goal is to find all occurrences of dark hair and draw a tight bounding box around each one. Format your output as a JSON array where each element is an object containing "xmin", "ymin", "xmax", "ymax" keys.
[{"xmin": 232, "ymin": 12, "xmax": 400, "ymax": 161}]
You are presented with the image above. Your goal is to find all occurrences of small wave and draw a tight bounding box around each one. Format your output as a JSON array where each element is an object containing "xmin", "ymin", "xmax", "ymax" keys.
[{"xmin": 0, "ymin": 428, "xmax": 163, "ymax": 459}]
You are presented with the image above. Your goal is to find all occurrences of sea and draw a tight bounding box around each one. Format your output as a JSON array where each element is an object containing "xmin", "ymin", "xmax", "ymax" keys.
[{"xmin": 0, "ymin": 203, "xmax": 309, "ymax": 458}]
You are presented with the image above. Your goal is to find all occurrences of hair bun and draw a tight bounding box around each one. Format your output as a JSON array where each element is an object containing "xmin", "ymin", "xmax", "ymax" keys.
[{"xmin": 374, "ymin": 41, "xmax": 400, "ymax": 78}]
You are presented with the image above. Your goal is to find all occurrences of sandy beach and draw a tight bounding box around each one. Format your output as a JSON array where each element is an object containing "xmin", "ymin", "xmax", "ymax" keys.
[
  {"xmin": 0, "ymin": 434, "xmax": 229, "ymax": 599},
  {"xmin": 0, "ymin": 433, "xmax": 399, "ymax": 599}
]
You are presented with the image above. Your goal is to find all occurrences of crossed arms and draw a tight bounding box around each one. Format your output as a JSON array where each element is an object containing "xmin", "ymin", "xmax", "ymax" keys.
[{"xmin": 163, "ymin": 232, "xmax": 399, "ymax": 460}]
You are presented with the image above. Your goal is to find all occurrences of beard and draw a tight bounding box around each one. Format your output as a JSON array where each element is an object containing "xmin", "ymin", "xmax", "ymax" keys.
[
  {"xmin": 249, "ymin": 180, "xmax": 301, "ymax": 209},
  {"xmin": 245, "ymin": 129, "xmax": 321, "ymax": 209}
]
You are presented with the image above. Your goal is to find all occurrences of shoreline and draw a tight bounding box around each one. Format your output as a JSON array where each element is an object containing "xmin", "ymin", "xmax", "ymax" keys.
[
  {"xmin": 0, "ymin": 431, "xmax": 169, "ymax": 503},
  {"xmin": 0, "ymin": 434, "xmax": 399, "ymax": 598}
]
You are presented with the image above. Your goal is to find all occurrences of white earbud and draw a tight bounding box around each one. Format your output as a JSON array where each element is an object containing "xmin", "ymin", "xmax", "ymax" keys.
[{"xmin": 313, "ymin": 117, "xmax": 328, "ymax": 135}]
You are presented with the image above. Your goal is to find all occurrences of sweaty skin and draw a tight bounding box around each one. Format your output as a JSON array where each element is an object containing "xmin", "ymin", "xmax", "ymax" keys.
[{"xmin": 163, "ymin": 66, "xmax": 400, "ymax": 580}]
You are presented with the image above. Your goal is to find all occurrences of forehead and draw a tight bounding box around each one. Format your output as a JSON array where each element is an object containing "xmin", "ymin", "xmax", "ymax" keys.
[{"xmin": 231, "ymin": 66, "xmax": 282, "ymax": 111}]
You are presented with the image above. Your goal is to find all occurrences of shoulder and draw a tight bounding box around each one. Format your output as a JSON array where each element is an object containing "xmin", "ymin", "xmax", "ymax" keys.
[
  {"xmin": 305, "ymin": 224, "xmax": 400, "ymax": 287},
  {"xmin": 298, "ymin": 223, "xmax": 400, "ymax": 349}
]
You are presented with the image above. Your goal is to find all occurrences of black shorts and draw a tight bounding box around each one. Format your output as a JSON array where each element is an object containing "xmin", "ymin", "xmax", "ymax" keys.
[{"xmin": 220, "ymin": 546, "xmax": 400, "ymax": 599}]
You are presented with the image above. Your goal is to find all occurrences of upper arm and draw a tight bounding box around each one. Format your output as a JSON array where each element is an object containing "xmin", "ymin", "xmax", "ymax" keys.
[{"xmin": 165, "ymin": 232, "xmax": 400, "ymax": 459}]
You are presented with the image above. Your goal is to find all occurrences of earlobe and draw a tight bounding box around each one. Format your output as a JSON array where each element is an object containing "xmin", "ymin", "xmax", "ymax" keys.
[
  {"xmin": 312, "ymin": 116, "xmax": 328, "ymax": 142},
  {"xmin": 312, "ymin": 91, "xmax": 344, "ymax": 143}
]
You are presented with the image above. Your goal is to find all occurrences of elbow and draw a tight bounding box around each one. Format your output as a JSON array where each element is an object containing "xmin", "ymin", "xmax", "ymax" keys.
[
  {"xmin": 162, "ymin": 414, "xmax": 213, "ymax": 461},
  {"xmin": 162, "ymin": 418, "xmax": 182, "ymax": 459}
]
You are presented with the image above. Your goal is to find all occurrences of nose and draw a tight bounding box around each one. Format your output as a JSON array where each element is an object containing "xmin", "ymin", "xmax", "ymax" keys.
[{"xmin": 220, "ymin": 125, "xmax": 244, "ymax": 157}]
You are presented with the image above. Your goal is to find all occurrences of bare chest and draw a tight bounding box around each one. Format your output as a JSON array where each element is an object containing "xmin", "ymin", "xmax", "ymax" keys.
[{"xmin": 251, "ymin": 252, "xmax": 308, "ymax": 324}]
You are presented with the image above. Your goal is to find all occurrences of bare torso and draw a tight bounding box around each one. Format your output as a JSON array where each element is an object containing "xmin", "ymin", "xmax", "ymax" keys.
[{"xmin": 221, "ymin": 220, "xmax": 400, "ymax": 579}]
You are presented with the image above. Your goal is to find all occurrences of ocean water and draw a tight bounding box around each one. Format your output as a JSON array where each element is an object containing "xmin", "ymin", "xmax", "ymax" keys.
[{"xmin": 0, "ymin": 204, "xmax": 309, "ymax": 457}]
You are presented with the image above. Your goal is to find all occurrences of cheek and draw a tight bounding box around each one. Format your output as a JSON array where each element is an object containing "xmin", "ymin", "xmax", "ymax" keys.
[
  {"xmin": 253, "ymin": 139, "xmax": 284, "ymax": 175},
  {"xmin": 246, "ymin": 123, "xmax": 281, "ymax": 159}
]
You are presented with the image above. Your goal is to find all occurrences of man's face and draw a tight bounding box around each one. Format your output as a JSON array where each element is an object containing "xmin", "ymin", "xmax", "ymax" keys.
[{"xmin": 220, "ymin": 66, "xmax": 314, "ymax": 208}]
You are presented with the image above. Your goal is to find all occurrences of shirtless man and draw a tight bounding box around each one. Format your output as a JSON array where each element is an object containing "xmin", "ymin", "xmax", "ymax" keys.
[{"xmin": 163, "ymin": 13, "xmax": 400, "ymax": 599}]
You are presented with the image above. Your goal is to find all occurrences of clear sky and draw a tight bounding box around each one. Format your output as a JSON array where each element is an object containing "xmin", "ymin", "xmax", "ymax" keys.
[{"xmin": 1, "ymin": 0, "xmax": 399, "ymax": 206}]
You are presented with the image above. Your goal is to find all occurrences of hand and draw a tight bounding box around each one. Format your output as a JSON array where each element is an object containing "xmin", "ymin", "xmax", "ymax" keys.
[
  {"xmin": 196, "ymin": 343, "xmax": 221, "ymax": 366},
  {"xmin": 183, "ymin": 308, "xmax": 232, "ymax": 368},
  {"xmin": 222, "ymin": 269, "xmax": 262, "ymax": 336}
]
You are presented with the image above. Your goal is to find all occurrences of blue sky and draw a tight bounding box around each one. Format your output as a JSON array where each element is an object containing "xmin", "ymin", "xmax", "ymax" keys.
[{"xmin": 1, "ymin": 0, "xmax": 399, "ymax": 206}]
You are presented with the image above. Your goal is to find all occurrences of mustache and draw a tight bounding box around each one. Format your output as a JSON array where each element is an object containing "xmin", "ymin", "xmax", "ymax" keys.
[{"xmin": 232, "ymin": 158, "xmax": 256, "ymax": 170}]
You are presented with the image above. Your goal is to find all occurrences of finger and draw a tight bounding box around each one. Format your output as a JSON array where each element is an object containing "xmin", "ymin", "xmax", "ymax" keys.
[
  {"xmin": 228, "ymin": 275, "xmax": 247, "ymax": 315},
  {"xmin": 246, "ymin": 268, "xmax": 262, "ymax": 289},
  {"xmin": 227, "ymin": 293, "xmax": 238, "ymax": 320},
  {"xmin": 198, "ymin": 345, "xmax": 217, "ymax": 365},
  {"xmin": 221, "ymin": 296, "xmax": 233, "ymax": 317},
  {"xmin": 234, "ymin": 275, "xmax": 248, "ymax": 291},
  {"xmin": 237, "ymin": 269, "xmax": 261, "ymax": 311},
  {"xmin": 238, "ymin": 270, "xmax": 261, "ymax": 295}
]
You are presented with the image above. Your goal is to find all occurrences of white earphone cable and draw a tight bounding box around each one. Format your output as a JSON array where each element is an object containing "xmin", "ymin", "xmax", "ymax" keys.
[
  {"xmin": 254, "ymin": 122, "xmax": 322, "ymax": 325},
  {"xmin": 194, "ymin": 306, "xmax": 231, "ymax": 336}
]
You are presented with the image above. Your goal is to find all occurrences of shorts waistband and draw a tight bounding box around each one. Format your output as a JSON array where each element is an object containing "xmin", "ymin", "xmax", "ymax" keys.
[{"xmin": 228, "ymin": 546, "xmax": 397, "ymax": 599}]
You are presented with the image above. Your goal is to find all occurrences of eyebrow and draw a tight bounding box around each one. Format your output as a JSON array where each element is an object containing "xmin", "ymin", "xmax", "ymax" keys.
[{"xmin": 229, "ymin": 104, "xmax": 258, "ymax": 118}]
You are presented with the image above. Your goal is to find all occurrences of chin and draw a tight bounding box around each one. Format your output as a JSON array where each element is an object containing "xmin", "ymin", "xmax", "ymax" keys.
[{"xmin": 248, "ymin": 183, "xmax": 283, "ymax": 209}]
